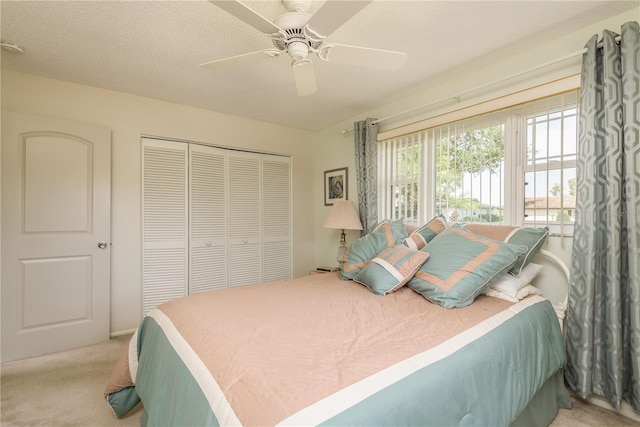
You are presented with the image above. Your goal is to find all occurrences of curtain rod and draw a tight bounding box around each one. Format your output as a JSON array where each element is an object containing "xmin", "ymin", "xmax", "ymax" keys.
[
  {"xmin": 343, "ymin": 33, "xmax": 625, "ymax": 135},
  {"xmin": 371, "ymin": 48, "xmax": 586, "ymax": 126}
]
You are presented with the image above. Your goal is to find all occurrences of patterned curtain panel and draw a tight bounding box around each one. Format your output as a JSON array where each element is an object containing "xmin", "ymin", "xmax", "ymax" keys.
[
  {"xmin": 354, "ymin": 118, "xmax": 379, "ymax": 234},
  {"xmin": 565, "ymin": 21, "xmax": 640, "ymax": 411}
]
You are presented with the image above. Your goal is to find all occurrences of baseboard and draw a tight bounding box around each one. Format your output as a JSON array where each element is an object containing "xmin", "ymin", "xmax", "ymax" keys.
[
  {"xmin": 587, "ymin": 394, "xmax": 640, "ymax": 423},
  {"xmin": 110, "ymin": 329, "xmax": 136, "ymax": 338}
]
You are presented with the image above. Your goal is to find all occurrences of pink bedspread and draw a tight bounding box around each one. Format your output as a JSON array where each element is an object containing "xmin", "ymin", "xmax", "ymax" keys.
[{"xmin": 107, "ymin": 272, "xmax": 516, "ymax": 425}]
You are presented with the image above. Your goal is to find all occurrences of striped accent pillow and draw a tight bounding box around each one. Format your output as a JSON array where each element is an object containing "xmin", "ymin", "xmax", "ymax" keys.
[
  {"xmin": 403, "ymin": 215, "xmax": 448, "ymax": 250},
  {"xmin": 353, "ymin": 245, "xmax": 429, "ymax": 295}
]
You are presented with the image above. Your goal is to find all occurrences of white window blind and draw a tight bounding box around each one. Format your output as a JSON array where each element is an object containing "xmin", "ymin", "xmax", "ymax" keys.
[
  {"xmin": 378, "ymin": 132, "xmax": 427, "ymax": 226},
  {"xmin": 433, "ymin": 110, "xmax": 509, "ymax": 224},
  {"xmin": 378, "ymin": 90, "xmax": 578, "ymax": 234}
]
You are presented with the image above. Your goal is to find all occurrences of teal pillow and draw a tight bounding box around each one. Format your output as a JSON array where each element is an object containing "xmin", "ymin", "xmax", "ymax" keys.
[
  {"xmin": 505, "ymin": 227, "xmax": 549, "ymax": 276},
  {"xmin": 353, "ymin": 245, "xmax": 429, "ymax": 295},
  {"xmin": 403, "ymin": 215, "xmax": 448, "ymax": 250},
  {"xmin": 407, "ymin": 227, "xmax": 527, "ymax": 308},
  {"xmin": 106, "ymin": 387, "xmax": 141, "ymax": 419},
  {"xmin": 341, "ymin": 220, "xmax": 408, "ymax": 280}
]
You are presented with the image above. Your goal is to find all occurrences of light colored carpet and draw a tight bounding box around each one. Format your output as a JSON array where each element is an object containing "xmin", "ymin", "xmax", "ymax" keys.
[
  {"xmin": 2, "ymin": 334, "xmax": 638, "ymax": 427},
  {"xmin": 1, "ymin": 334, "xmax": 142, "ymax": 427},
  {"xmin": 551, "ymin": 393, "xmax": 640, "ymax": 427}
]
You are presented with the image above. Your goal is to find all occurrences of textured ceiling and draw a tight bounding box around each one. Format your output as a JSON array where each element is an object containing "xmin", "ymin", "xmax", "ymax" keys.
[{"xmin": 1, "ymin": 1, "xmax": 637, "ymax": 131}]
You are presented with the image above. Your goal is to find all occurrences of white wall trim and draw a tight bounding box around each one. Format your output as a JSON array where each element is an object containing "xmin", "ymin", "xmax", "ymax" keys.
[{"xmin": 110, "ymin": 329, "xmax": 137, "ymax": 338}]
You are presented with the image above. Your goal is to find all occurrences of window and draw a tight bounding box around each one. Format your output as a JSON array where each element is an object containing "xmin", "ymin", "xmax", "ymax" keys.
[
  {"xmin": 378, "ymin": 91, "xmax": 578, "ymax": 234},
  {"xmin": 378, "ymin": 132, "xmax": 426, "ymax": 225},
  {"xmin": 433, "ymin": 111, "xmax": 508, "ymax": 225},
  {"xmin": 522, "ymin": 93, "xmax": 577, "ymax": 232}
]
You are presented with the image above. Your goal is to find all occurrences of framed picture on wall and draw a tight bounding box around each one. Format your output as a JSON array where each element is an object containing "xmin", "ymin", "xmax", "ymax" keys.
[{"xmin": 324, "ymin": 167, "xmax": 348, "ymax": 206}]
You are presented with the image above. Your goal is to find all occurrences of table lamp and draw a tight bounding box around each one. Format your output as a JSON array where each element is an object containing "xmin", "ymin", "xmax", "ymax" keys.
[{"xmin": 323, "ymin": 200, "xmax": 363, "ymax": 269}]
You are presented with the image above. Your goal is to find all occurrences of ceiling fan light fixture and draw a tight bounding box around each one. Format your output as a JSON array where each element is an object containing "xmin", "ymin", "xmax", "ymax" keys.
[{"xmin": 287, "ymin": 40, "xmax": 309, "ymax": 62}]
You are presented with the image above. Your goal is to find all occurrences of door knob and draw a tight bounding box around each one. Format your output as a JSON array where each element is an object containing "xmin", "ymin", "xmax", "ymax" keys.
[{"xmin": 98, "ymin": 241, "xmax": 108, "ymax": 249}]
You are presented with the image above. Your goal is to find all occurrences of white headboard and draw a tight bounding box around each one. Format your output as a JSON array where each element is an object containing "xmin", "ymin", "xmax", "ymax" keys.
[{"xmin": 534, "ymin": 249, "xmax": 569, "ymax": 326}]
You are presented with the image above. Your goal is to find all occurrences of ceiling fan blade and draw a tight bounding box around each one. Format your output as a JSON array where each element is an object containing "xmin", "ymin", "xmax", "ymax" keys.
[
  {"xmin": 305, "ymin": 0, "xmax": 372, "ymax": 38},
  {"xmin": 200, "ymin": 49, "xmax": 281, "ymax": 69},
  {"xmin": 291, "ymin": 60, "xmax": 317, "ymax": 96},
  {"xmin": 319, "ymin": 43, "xmax": 407, "ymax": 70},
  {"xmin": 210, "ymin": 0, "xmax": 283, "ymax": 36}
]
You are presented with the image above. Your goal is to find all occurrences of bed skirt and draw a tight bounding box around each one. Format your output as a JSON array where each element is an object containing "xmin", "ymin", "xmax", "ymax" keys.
[{"xmin": 511, "ymin": 369, "xmax": 571, "ymax": 427}]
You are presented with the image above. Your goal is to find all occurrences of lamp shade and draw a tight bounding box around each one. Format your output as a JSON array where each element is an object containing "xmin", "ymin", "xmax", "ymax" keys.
[{"xmin": 323, "ymin": 200, "xmax": 363, "ymax": 231}]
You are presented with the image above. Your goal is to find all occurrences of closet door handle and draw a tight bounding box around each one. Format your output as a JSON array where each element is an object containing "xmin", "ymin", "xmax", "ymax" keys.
[{"xmin": 98, "ymin": 241, "xmax": 108, "ymax": 249}]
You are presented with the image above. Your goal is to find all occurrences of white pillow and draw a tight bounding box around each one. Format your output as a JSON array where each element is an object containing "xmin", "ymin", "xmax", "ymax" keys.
[
  {"xmin": 490, "ymin": 263, "xmax": 543, "ymax": 298},
  {"xmin": 484, "ymin": 285, "xmax": 543, "ymax": 302}
]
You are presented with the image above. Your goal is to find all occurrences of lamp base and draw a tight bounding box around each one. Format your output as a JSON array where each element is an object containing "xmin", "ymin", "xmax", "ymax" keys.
[
  {"xmin": 336, "ymin": 244, "xmax": 347, "ymax": 270},
  {"xmin": 336, "ymin": 229, "xmax": 347, "ymax": 270}
]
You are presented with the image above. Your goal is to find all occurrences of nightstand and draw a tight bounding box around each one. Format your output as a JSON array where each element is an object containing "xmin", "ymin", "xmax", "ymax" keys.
[{"xmin": 309, "ymin": 267, "xmax": 339, "ymax": 275}]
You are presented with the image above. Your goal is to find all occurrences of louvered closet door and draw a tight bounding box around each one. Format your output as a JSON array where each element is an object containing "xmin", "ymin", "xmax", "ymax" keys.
[
  {"xmin": 228, "ymin": 151, "xmax": 262, "ymax": 287},
  {"xmin": 142, "ymin": 138, "xmax": 188, "ymax": 314},
  {"xmin": 142, "ymin": 139, "xmax": 292, "ymax": 308},
  {"xmin": 262, "ymin": 156, "xmax": 292, "ymax": 282},
  {"xmin": 189, "ymin": 144, "xmax": 227, "ymax": 293}
]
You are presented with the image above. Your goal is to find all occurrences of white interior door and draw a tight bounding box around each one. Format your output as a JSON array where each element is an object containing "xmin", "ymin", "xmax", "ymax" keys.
[
  {"xmin": 227, "ymin": 151, "xmax": 262, "ymax": 288},
  {"xmin": 189, "ymin": 144, "xmax": 228, "ymax": 293},
  {"xmin": 141, "ymin": 138, "xmax": 188, "ymax": 314},
  {"xmin": 1, "ymin": 111, "xmax": 111, "ymax": 362},
  {"xmin": 262, "ymin": 155, "xmax": 292, "ymax": 282}
]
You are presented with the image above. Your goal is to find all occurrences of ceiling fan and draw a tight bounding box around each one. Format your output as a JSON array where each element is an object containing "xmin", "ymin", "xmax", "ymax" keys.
[{"xmin": 201, "ymin": 0, "xmax": 407, "ymax": 96}]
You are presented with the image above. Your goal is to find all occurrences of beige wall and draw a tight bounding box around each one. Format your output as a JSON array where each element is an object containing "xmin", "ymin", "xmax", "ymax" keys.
[
  {"xmin": 1, "ymin": 70, "xmax": 317, "ymax": 334},
  {"xmin": 313, "ymin": 7, "xmax": 639, "ymax": 270},
  {"xmin": 2, "ymin": 6, "xmax": 637, "ymax": 333}
]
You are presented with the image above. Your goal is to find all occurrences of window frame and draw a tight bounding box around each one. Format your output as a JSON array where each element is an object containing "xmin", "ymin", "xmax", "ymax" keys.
[
  {"xmin": 377, "ymin": 87, "xmax": 579, "ymax": 236},
  {"xmin": 519, "ymin": 93, "xmax": 578, "ymax": 235}
]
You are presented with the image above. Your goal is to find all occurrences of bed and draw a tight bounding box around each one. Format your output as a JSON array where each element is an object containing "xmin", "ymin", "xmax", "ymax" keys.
[{"xmin": 105, "ymin": 220, "xmax": 571, "ymax": 426}]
